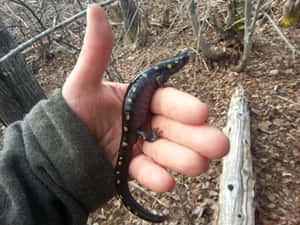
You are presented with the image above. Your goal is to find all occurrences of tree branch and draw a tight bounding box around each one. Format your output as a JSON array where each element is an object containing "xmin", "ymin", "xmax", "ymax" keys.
[
  {"xmin": 263, "ymin": 11, "xmax": 300, "ymax": 56},
  {"xmin": 0, "ymin": 0, "xmax": 116, "ymax": 65},
  {"xmin": 10, "ymin": 0, "xmax": 46, "ymax": 30},
  {"xmin": 187, "ymin": 0, "xmax": 223, "ymax": 60},
  {"xmin": 235, "ymin": 0, "xmax": 262, "ymax": 72}
]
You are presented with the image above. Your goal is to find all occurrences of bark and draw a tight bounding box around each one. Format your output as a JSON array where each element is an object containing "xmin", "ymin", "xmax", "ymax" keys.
[{"xmin": 0, "ymin": 19, "xmax": 46, "ymax": 126}]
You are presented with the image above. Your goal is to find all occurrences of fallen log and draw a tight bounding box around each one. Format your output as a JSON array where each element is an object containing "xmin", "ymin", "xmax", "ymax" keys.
[{"xmin": 217, "ymin": 86, "xmax": 255, "ymax": 225}]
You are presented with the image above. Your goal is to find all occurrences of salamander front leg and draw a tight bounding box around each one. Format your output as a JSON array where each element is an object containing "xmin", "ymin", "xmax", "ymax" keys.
[{"xmin": 137, "ymin": 129, "xmax": 161, "ymax": 142}]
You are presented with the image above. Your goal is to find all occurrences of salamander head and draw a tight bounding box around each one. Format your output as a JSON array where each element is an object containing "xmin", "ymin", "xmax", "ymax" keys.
[{"xmin": 154, "ymin": 53, "xmax": 189, "ymax": 84}]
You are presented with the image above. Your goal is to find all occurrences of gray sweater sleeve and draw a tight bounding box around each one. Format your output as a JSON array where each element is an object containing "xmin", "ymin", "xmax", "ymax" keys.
[{"xmin": 0, "ymin": 90, "xmax": 116, "ymax": 225}]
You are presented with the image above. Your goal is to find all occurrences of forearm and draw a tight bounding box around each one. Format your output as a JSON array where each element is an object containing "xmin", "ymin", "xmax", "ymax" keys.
[{"xmin": 0, "ymin": 89, "xmax": 116, "ymax": 225}]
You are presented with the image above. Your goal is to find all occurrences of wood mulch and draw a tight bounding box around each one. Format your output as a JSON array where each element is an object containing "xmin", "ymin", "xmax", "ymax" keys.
[{"xmin": 1, "ymin": 0, "xmax": 299, "ymax": 224}]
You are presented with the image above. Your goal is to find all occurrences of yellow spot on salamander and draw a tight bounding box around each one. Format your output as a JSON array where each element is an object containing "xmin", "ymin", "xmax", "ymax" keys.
[
  {"xmin": 126, "ymin": 114, "xmax": 130, "ymax": 120},
  {"xmin": 175, "ymin": 60, "xmax": 179, "ymax": 64},
  {"xmin": 116, "ymin": 179, "xmax": 121, "ymax": 184},
  {"xmin": 132, "ymin": 87, "xmax": 136, "ymax": 92},
  {"xmin": 119, "ymin": 156, "xmax": 123, "ymax": 160},
  {"xmin": 124, "ymin": 126, "xmax": 128, "ymax": 132},
  {"xmin": 142, "ymin": 73, "xmax": 147, "ymax": 78},
  {"xmin": 154, "ymin": 66, "xmax": 159, "ymax": 70},
  {"xmin": 122, "ymin": 142, "xmax": 128, "ymax": 147},
  {"xmin": 118, "ymin": 161, "xmax": 122, "ymax": 166},
  {"xmin": 167, "ymin": 64, "xmax": 172, "ymax": 69},
  {"xmin": 116, "ymin": 170, "xmax": 120, "ymax": 174},
  {"xmin": 127, "ymin": 98, "xmax": 132, "ymax": 103}
]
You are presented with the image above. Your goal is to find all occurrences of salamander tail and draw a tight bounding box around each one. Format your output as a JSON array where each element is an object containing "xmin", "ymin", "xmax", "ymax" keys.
[{"xmin": 119, "ymin": 184, "xmax": 167, "ymax": 223}]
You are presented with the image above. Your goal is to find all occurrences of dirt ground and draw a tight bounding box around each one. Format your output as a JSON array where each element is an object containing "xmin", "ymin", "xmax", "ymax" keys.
[{"xmin": 1, "ymin": 0, "xmax": 299, "ymax": 224}]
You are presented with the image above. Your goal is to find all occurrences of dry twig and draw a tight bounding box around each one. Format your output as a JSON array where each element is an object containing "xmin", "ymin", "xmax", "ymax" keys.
[{"xmin": 129, "ymin": 182, "xmax": 169, "ymax": 208}]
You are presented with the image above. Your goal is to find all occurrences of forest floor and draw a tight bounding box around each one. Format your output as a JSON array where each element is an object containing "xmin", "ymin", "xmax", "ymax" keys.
[{"xmin": 1, "ymin": 0, "xmax": 299, "ymax": 225}]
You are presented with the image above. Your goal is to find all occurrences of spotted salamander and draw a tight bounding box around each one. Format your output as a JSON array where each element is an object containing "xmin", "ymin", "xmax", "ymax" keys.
[{"xmin": 115, "ymin": 53, "xmax": 189, "ymax": 223}]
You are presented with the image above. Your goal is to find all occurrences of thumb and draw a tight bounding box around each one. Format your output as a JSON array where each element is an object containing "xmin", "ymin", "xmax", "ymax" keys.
[{"xmin": 64, "ymin": 4, "xmax": 113, "ymax": 92}]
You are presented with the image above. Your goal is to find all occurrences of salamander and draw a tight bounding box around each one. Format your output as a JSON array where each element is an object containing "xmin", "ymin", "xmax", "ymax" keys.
[{"xmin": 115, "ymin": 53, "xmax": 189, "ymax": 223}]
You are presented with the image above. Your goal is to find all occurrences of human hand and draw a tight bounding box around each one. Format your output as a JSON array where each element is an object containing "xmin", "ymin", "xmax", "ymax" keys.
[{"xmin": 62, "ymin": 4, "xmax": 229, "ymax": 193}]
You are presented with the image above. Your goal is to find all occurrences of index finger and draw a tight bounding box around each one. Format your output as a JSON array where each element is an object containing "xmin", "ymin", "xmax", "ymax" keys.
[{"xmin": 151, "ymin": 87, "xmax": 209, "ymax": 125}]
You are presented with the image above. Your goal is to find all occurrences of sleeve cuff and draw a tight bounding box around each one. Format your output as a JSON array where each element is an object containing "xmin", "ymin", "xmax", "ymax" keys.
[{"xmin": 22, "ymin": 89, "xmax": 116, "ymax": 212}]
